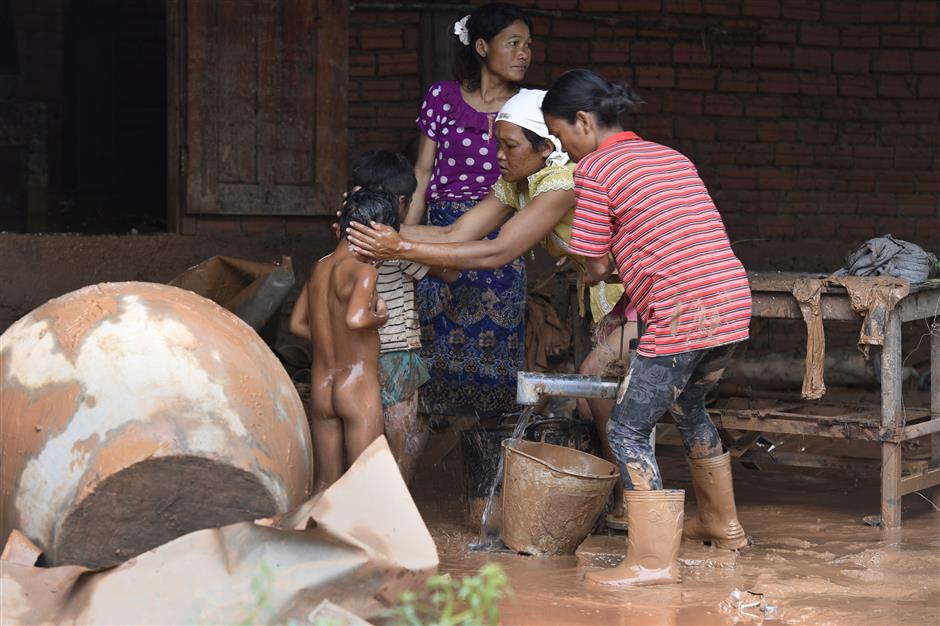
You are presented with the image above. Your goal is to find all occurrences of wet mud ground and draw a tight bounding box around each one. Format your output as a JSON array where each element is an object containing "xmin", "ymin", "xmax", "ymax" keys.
[{"xmin": 412, "ymin": 438, "xmax": 940, "ymax": 626}]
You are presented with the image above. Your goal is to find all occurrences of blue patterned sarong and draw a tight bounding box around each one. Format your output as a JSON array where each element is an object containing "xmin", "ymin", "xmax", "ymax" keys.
[{"xmin": 417, "ymin": 200, "xmax": 526, "ymax": 417}]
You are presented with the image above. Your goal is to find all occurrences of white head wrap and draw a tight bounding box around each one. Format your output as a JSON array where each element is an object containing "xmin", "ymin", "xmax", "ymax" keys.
[{"xmin": 496, "ymin": 89, "xmax": 570, "ymax": 167}]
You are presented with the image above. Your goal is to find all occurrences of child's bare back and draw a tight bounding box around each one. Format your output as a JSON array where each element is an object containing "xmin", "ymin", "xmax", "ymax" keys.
[{"xmin": 307, "ymin": 241, "xmax": 387, "ymax": 493}]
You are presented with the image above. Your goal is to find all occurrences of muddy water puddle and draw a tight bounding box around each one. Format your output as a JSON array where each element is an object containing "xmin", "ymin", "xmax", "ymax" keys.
[{"xmin": 416, "ymin": 458, "xmax": 940, "ymax": 625}]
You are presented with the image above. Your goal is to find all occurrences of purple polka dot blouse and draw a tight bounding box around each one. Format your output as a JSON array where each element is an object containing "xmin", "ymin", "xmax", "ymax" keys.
[{"xmin": 416, "ymin": 81, "xmax": 500, "ymax": 203}]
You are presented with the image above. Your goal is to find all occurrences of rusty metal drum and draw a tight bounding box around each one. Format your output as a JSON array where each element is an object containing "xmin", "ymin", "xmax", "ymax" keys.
[{"xmin": 0, "ymin": 282, "xmax": 313, "ymax": 568}]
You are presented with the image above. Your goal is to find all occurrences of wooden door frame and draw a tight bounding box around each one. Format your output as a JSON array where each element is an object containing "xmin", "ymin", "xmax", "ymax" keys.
[{"xmin": 165, "ymin": 0, "xmax": 348, "ymax": 234}]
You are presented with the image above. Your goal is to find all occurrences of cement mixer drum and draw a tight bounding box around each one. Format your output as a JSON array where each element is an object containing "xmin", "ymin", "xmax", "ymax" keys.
[{"xmin": 0, "ymin": 282, "xmax": 313, "ymax": 568}]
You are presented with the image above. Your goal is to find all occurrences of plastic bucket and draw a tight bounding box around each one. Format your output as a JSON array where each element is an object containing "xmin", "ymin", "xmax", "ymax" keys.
[{"xmin": 500, "ymin": 439, "xmax": 618, "ymax": 556}]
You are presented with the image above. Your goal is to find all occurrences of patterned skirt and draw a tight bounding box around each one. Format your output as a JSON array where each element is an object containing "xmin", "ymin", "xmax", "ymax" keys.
[{"xmin": 417, "ymin": 199, "xmax": 526, "ymax": 417}]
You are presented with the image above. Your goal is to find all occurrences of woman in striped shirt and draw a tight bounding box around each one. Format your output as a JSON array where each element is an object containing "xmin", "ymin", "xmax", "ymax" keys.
[{"xmin": 543, "ymin": 69, "xmax": 752, "ymax": 587}]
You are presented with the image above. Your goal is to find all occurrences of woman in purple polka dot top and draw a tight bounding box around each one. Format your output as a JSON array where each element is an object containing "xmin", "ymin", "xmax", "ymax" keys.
[{"xmin": 406, "ymin": 3, "xmax": 533, "ymax": 418}]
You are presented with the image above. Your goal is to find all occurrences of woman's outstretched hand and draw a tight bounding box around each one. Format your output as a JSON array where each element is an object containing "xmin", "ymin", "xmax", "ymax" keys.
[{"xmin": 346, "ymin": 221, "xmax": 403, "ymax": 260}]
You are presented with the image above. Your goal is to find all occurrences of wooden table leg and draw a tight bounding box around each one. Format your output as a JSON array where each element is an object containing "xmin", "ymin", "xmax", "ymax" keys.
[
  {"xmin": 880, "ymin": 311, "xmax": 903, "ymax": 529},
  {"xmin": 929, "ymin": 322, "xmax": 940, "ymax": 505}
]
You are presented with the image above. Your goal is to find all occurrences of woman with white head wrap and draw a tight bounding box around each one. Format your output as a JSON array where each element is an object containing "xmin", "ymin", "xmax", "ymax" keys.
[{"xmin": 348, "ymin": 89, "xmax": 640, "ymax": 527}]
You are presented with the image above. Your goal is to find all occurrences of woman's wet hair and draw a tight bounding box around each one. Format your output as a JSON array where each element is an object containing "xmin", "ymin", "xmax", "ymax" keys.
[
  {"xmin": 351, "ymin": 150, "xmax": 417, "ymax": 200},
  {"xmin": 340, "ymin": 189, "xmax": 400, "ymax": 235},
  {"xmin": 542, "ymin": 69, "xmax": 643, "ymax": 127},
  {"xmin": 454, "ymin": 3, "xmax": 532, "ymax": 90}
]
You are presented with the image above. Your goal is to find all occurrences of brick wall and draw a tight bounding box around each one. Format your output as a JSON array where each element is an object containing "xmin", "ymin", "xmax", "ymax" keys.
[{"xmin": 347, "ymin": 0, "xmax": 939, "ymax": 245}]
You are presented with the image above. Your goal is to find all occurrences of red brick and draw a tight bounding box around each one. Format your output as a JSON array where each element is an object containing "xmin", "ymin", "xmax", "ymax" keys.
[
  {"xmin": 704, "ymin": 93, "xmax": 742, "ymax": 116},
  {"xmin": 799, "ymin": 23, "xmax": 838, "ymax": 46},
  {"xmin": 775, "ymin": 142, "xmax": 814, "ymax": 165},
  {"xmin": 636, "ymin": 115, "xmax": 674, "ymax": 139},
  {"xmin": 700, "ymin": 142, "xmax": 737, "ymax": 165},
  {"xmin": 361, "ymin": 31, "xmax": 402, "ymax": 50},
  {"xmin": 879, "ymin": 76, "xmax": 918, "ymax": 99},
  {"xmin": 882, "ymin": 25, "xmax": 923, "ymax": 49},
  {"xmin": 754, "ymin": 45, "xmax": 793, "ymax": 69},
  {"xmin": 676, "ymin": 68, "xmax": 715, "ymax": 90},
  {"xmin": 894, "ymin": 147, "xmax": 935, "ymax": 170},
  {"xmin": 631, "ymin": 40, "xmax": 672, "ymax": 64},
  {"xmin": 745, "ymin": 96, "xmax": 783, "ymax": 118},
  {"xmin": 898, "ymin": 193, "xmax": 940, "ymax": 216},
  {"xmin": 794, "ymin": 47, "xmax": 831, "ymax": 71},
  {"xmin": 349, "ymin": 54, "xmax": 376, "ymax": 77},
  {"xmin": 718, "ymin": 69, "xmax": 758, "ymax": 93},
  {"xmin": 540, "ymin": 0, "xmax": 578, "ymax": 8},
  {"xmin": 673, "ymin": 41, "xmax": 709, "ymax": 64},
  {"xmin": 847, "ymin": 171, "xmax": 878, "ymax": 193},
  {"xmin": 916, "ymin": 217, "xmax": 940, "ymax": 238},
  {"xmin": 818, "ymin": 100, "xmax": 857, "ymax": 122},
  {"xmin": 403, "ymin": 28, "xmax": 419, "ymax": 50},
  {"xmin": 796, "ymin": 215, "xmax": 837, "ymax": 237},
  {"xmin": 712, "ymin": 44, "xmax": 753, "ymax": 68},
  {"xmin": 675, "ymin": 117, "xmax": 715, "ymax": 140},
  {"xmin": 923, "ymin": 28, "xmax": 940, "ymax": 49},
  {"xmin": 719, "ymin": 165, "xmax": 756, "ymax": 190},
  {"xmin": 918, "ymin": 171, "xmax": 940, "ymax": 193},
  {"xmin": 378, "ymin": 52, "xmax": 418, "ymax": 76},
  {"xmin": 619, "ymin": 0, "xmax": 663, "ymax": 11},
  {"xmin": 717, "ymin": 119, "xmax": 758, "ymax": 142},
  {"xmin": 762, "ymin": 22, "xmax": 798, "ymax": 44},
  {"xmin": 852, "ymin": 146, "xmax": 895, "ymax": 169},
  {"xmin": 917, "ymin": 124, "xmax": 940, "ymax": 145},
  {"xmin": 702, "ymin": 1, "xmax": 740, "ymax": 15},
  {"xmin": 635, "ymin": 66, "xmax": 675, "ymax": 88},
  {"xmin": 911, "ymin": 50, "xmax": 940, "ymax": 73},
  {"xmin": 822, "ymin": 192, "xmax": 858, "ymax": 214},
  {"xmin": 872, "ymin": 51, "xmax": 911, "ymax": 73},
  {"xmin": 860, "ymin": 1, "xmax": 898, "ymax": 22},
  {"xmin": 196, "ymin": 217, "xmax": 241, "ymax": 234},
  {"xmin": 800, "ymin": 73, "xmax": 838, "ymax": 96},
  {"xmin": 797, "ymin": 121, "xmax": 835, "ymax": 144},
  {"xmin": 241, "ymin": 217, "xmax": 286, "ymax": 234},
  {"xmin": 833, "ymin": 50, "xmax": 870, "ymax": 73},
  {"xmin": 758, "ymin": 70, "xmax": 801, "ymax": 94},
  {"xmin": 741, "ymin": 0, "xmax": 780, "ymax": 17},
  {"xmin": 579, "ymin": 0, "xmax": 619, "ymax": 9},
  {"xmin": 877, "ymin": 171, "xmax": 918, "ymax": 194},
  {"xmin": 841, "ymin": 26, "xmax": 879, "ymax": 48},
  {"xmin": 758, "ymin": 167, "xmax": 796, "ymax": 191},
  {"xmin": 285, "ymin": 217, "xmax": 327, "ymax": 235},
  {"xmin": 898, "ymin": 101, "xmax": 940, "ymax": 123},
  {"xmin": 664, "ymin": 0, "xmax": 704, "ymax": 13},
  {"xmin": 592, "ymin": 40, "xmax": 630, "ymax": 64},
  {"xmin": 900, "ymin": 1, "xmax": 940, "ymax": 22},
  {"xmin": 875, "ymin": 218, "xmax": 916, "ymax": 236},
  {"xmin": 841, "ymin": 122, "xmax": 878, "ymax": 144},
  {"xmin": 917, "ymin": 76, "xmax": 940, "ymax": 99},
  {"xmin": 822, "ymin": 0, "xmax": 860, "ymax": 22},
  {"xmin": 858, "ymin": 193, "xmax": 899, "ymax": 216},
  {"xmin": 758, "ymin": 214, "xmax": 796, "ymax": 236},
  {"xmin": 781, "ymin": 191, "xmax": 821, "ymax": 214},
  {"xmin": 782, "ymin": 0, "xmax": 821, "ymax": 20},
  {"xmin": 664, "ymin": 91, "xmax": 703, "ymax": 114},
  {"xmin": 860, "ymin": 100, "xmax": 901, "ymax": 123},
  {"xmin": 839, "ymin": 75, "xmax": 877, "ymax": 98},
  {"xmin": 878, "ymin": 124, "xmax": 919, "ymax": 147},
  {"xmin": 552, "ymin": 19, "xmax": 595, "ymax": 39},
  {"xmin": 547, "ymin": 40, "xmax": 590, "ymax": 65},
  {"xmin": 760, "ymin": 120, "xmax": 799, "ymax": 143},
  {"xmin": 737, "ymin": 144, "xmax": 775, "ymax": 166}
]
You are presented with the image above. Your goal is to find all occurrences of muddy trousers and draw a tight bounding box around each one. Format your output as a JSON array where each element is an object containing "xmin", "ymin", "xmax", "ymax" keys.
[{"xmin": 607, "ymin": 343, "xmax": 739, "ymax": 490}]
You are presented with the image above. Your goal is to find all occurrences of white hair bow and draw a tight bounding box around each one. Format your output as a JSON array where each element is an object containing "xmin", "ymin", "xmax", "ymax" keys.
[{"xmin": 453, "ymin": 15, "xmax": 470, "ymax": 46}]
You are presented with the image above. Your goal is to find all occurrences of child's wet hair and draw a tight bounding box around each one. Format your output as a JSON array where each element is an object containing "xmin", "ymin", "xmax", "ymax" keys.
[
  {"xmin": 351, "ymin": 150, "xmax": 417, "ymax": 200},
  {"xmin": 340, "ymin": 189, "xmax": 400, "ymax": 235},
  {"xmin": 542, "ymin": 69, "xmax": 643, "ymax": 127}
]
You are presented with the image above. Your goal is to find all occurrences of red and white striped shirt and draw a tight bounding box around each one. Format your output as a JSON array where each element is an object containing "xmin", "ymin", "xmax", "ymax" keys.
[{"xmin": 569, "ymin": 132, "xmax": 751, "ymax": 357}]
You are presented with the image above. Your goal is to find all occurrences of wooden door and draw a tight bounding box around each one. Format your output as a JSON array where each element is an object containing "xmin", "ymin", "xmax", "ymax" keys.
[{"xmin": 168, "ymin": 0, "xmax": 347, "ymax": 228}]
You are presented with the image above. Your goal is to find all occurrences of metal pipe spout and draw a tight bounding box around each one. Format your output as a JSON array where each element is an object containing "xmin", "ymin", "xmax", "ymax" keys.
[{"xmin": 516, "ymin": 371, "xmax": 621, "ymax": 405}]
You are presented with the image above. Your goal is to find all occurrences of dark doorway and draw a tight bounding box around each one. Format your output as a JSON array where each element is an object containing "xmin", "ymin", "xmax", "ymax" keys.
[{"xmin": 60, "ymin": 0, "xmax": 166, "ymax": 233}]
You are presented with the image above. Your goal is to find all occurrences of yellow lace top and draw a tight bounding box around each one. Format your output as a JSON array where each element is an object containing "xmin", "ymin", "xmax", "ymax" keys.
[{"xmin": 493, "ymin": 163, "xmax": 625, "ymax": 323}]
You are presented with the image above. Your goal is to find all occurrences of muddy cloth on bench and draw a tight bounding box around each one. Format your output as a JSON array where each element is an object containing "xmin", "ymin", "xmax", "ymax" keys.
[{"xmin": 833, "ymin": 235, "xmax": 937, "ymax": 284}]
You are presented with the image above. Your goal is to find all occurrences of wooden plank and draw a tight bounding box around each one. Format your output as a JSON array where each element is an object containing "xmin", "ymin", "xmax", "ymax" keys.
[
  {"xmin": 897, "ymin": 288, "xmax": 940, "ymax": 323},
  {"xmin": 900, "ymin": 466, "xmax": 940, "ymax": 496},
  {"xmin": 186, "ymin": 0, "xmax": 220, "ymax": 214},
  {"xmin": 217, "ymin": 1, "xmax": 258, "ymax": 184},
  {"xmin": 275, "ymin": 0, "xmax": 316, "ymax": 185},
  {"xmin": 881, "ymin": 441, "xmax": 902, "ymax": 528},
  {"xmin": 709, "ymin": 413, "xmax": 881, "ymax": 440},
  {"xmin": 216, "ymin": 183, "xmax": 316, "ymax": 214},
  {"xmin": 750, "ymin": 292, "xmax": 858, "ymax": 321},
  {"xmin": 932, "ymin": 327, "xmax": 940, "ymax": 478},
  {"xmin": 897, "ymin": 418, "xmax": 940, "ymax": 441},
  {"xmin": 314, "ymin": 0, "xmax": 348, "ymax": 215},
  {"xmin": 256, "ymin": 0, "xmax": 278, "ymax": 188}
]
